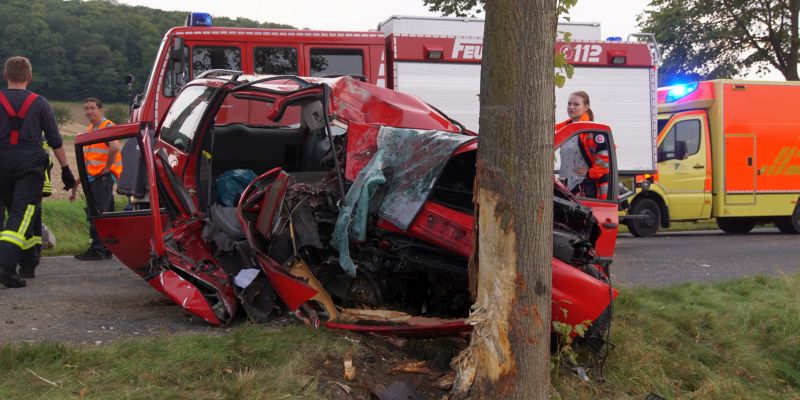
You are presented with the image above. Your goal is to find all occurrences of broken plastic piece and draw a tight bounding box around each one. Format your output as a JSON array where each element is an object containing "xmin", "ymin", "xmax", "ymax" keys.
[{"xmin": 233, "ymin": 268, "xmax": 260, "ymax": 288}]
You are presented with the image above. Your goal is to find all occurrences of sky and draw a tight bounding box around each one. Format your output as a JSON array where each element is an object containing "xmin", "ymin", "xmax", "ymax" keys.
[{"xmin": 117, "ymin": 0, "xmax": 782, "ymax": 79}]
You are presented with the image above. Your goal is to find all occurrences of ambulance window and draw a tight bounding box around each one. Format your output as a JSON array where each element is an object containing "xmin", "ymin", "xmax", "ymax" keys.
[
  {"xmin": 657, "ymin": 117, "xmax": 670, "ymax": 135},
  {"xmin": 676, "ymin": 120, "xmax": 700, "ymax": 156},
  {"xmin": 192, "ymin": 46, "xmax": 242, "ymax": 79},
  {"xmin": 160, "ymin": 85, "xmax": 215, "ymax": 152},
  {"xmin": 658, "ymin": 119, "xmax": 700, "ymax": 161},
  {"xmin": 310, "ymin": 48, "xmax": 364, "ymax": 77},
  {"xmin": 254, "ymin": 47, "xmax": 298, "ymax": 75}
]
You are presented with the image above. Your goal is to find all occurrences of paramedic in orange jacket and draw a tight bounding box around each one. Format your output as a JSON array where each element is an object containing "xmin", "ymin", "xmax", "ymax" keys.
[
  {"xmin": 554, "ymin": 91, "xmax": 610, "ymax": 199},
  {"xmin": 72, "ymin": 97, "xmax": 122, "ymax": 260}
]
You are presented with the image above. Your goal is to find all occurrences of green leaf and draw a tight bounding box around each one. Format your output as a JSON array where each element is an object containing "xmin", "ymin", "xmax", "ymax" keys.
[{"xmin": 555, "ymin": 74, "xmax": 567, "ymax": 88}]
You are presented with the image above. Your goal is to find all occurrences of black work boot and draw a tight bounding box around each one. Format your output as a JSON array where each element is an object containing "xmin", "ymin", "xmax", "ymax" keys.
[
  {"xmin": 74, "ymin": 249, "xmax": 107, "ymax": 261},
  {"xmin": 18, "ymin": 265, "xmax": 35, "ymax": 279},
  {"xmin": 0, "ymin": 268, "xmax": 27, "ymax": 288}
]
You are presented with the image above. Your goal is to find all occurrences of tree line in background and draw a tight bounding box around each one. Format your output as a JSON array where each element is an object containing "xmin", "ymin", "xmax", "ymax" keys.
[
  {"xmin": 638, "ymin": 0, "xmax": 799, "ymax": 84},
  {"xmin": 0, "ymin": 0, "xmax": 293, "ymax": 103}
]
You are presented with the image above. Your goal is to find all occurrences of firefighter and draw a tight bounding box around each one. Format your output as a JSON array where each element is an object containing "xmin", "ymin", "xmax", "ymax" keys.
[
  {"xmin": 0, "ymin": 56, "xmax": 76, "ymax": 287},
  {"xmin": 71, "ymin": 97, "xmax": 121, "ymax": 261},
  {"xmin": 555, "ymin": 91, "xmax": 610, "ymax": 200}
]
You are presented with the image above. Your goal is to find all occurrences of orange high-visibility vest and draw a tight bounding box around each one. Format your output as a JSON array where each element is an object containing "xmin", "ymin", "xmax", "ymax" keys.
[
  {"xmin": 555, "ymin": 113, "xmax": 610, "ymax": 200},
  {"xmin": 84, "ymin": 119, "xmax": 122, "ymax": 179}
]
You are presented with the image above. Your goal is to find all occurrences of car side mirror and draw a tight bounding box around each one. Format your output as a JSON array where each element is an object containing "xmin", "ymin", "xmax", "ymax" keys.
[
  {"xmin": 170, "ymin": 36, "xmax": 188, "ymax": 96},
  {"xmin": 675, "ymin": 140, "xmax": 688, "ymax": 160}
]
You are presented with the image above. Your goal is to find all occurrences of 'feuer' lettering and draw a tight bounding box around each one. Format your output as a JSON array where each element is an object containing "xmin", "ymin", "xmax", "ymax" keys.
[{"xmin": 451, "ymin": 38, "xmax": 484, "ymax": 60}]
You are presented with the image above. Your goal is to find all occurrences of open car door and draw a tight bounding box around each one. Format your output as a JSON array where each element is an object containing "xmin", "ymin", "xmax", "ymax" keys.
[
  {"xmin": 74, "ymin": 123, "xmax": 169, "ymax": 277},
  {"xmin": 554, "ymin": 122, "xmax": 619, "ymax": 259}
]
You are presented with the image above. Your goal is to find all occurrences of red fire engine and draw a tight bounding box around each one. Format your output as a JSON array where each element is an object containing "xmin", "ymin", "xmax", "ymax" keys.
[{"xmin": 130, "ymin": 14, "xmax": 659, "ymax": 176}]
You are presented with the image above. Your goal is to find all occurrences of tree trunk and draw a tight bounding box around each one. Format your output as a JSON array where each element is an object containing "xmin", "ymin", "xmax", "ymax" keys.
[
  {"xmin": 451, "ymin": 1, "xmax": 556, "ymax": 399},
  {"xmin": 788, "ymin": 0, "xmax": 799, "ymax": 80}
]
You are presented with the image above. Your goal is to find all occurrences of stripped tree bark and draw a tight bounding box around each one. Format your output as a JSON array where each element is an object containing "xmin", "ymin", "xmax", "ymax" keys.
[{"xmin": 451, "ymin": 0, "xmax": 557, "ymax": 399}]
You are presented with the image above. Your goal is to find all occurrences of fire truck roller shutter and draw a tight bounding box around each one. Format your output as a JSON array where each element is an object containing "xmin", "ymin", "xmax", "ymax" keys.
[
  {"xmin": 394, "ymin": 62, "xmax": 481, "ymax": 132},
  {"xmin": 555, "ymin": 67, "xmax": 656, "ymax": 174}
]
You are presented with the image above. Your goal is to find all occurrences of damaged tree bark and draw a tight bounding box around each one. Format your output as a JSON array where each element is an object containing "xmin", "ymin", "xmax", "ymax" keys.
[{"xmin": 452, "ymin": 1, "xmax": 556, "ymax": 399}]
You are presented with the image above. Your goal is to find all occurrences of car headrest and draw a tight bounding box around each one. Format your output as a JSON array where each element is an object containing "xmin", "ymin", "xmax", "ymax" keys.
[{"xmin": 302, "ymin": 100, "xmax": 326, "ymax": 131}]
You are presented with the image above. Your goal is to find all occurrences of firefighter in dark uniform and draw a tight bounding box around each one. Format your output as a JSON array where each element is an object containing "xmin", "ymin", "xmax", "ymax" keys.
[{"xmin": 0, "ymin": 56, "xmax": 76, "ymax": 287}]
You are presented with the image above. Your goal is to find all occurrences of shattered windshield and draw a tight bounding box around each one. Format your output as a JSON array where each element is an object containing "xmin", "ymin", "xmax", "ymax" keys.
[{"xmin": 333, "ymin": 127, "xmax": 476, "ymax": 276}]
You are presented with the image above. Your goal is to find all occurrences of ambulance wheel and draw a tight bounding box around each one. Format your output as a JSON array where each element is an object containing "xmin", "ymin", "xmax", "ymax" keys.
[
  {"xmin": 627, "ymin": 198, "xmax": 661, "ymax": 237},
  {"xmin": 775, "ymin": 204, "xmax": 800, "ymax": 234},
  {"xmin": 716, "ymin": 217, "xmax": 755, "ymax": 234}
]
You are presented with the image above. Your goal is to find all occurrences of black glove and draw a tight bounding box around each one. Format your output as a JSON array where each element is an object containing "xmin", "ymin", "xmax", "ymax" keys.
[{"xmin": 61, "ymin": 166, "xmax": 77, "ymax": 190}]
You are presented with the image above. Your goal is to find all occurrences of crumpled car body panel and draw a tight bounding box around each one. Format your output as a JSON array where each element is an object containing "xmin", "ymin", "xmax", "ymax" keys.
[{"xmin": 89, "ymin": 75, "xmax": 617, "ymax": 337}]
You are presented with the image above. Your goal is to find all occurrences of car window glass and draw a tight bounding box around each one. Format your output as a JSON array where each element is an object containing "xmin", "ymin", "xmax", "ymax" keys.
[
  {"xmin": 192, "ymin": 46, "xmax": 242, "ymax": 79},
  {"xmin": 310, "ymin": 48, "xmax": 363, "ymax": 77},
  {"xmin": 659, "ymin": 127, "xmax": 675, "ymax": 160},
  {"xmin": 254, "ymin": 47, "xmax": 298, "ymax": 75},
  {"xmin": 675, "ymin": 119, "xmax": 701, "ymax": 156},
  {"xmin": 160, "ymin": 85, "xmax": 215, "ymax": 152}
]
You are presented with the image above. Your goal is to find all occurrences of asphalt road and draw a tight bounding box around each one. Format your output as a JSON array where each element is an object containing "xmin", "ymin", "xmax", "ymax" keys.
[
  {"xmin": 612, "ymin": 227, "xmax": 800, "ymax": 286},
  {"xmin": 0, "ymin": 257, "xmax": 216, "ymax": 345},
  {"xmin": 1, "ymin": 228, "xmax": 797, "ymax": 343}
]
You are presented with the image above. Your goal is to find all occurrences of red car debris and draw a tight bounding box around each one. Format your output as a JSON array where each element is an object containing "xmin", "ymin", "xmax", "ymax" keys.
[{"xmin": 75, "ymin": 72, "xmax": 619, "ymax": 344}]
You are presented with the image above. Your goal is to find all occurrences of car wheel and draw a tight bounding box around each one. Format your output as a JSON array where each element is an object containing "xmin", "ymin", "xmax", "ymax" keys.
[
  {"xmin": 716, "ymin": 217, "xmax": 756, "ymax": 234},
  {"xmin": 627, "ymin": 198, "xmax": 661, "ymax": 238},
  {"xmin": 775, "ymin": 204, "xmax": 800, "ymax": 234}
]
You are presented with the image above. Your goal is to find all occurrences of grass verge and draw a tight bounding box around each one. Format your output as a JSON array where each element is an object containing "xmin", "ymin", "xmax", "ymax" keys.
[
  {"xmin": 553, "ymin": 273, "xmax": 800, "ymax": 399},
  {"xmin": 42, "ymin": 198, "xmax": 128, "ymax": 257},
  {"xmin": 0, "ymin": 325, "xmax": 350, "ymax": 400},
  {"xmin": 0, "ymin": 274, "xmax": 797, "ymax": 399}
]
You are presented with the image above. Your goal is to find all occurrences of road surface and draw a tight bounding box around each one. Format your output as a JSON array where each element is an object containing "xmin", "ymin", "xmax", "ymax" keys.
[
  {"xmin": 612, "ymin": 228, "xmax": 800, "ymax": 286},
  {"xmin": 1, "ymin": 228, "xmax": 797, "ymax": 343}
]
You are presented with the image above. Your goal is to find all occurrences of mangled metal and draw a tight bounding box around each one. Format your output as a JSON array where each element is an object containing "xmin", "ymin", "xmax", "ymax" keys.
[{"xmin": 77, "ymin": 74, "xmax": 618, "ymax": 339}]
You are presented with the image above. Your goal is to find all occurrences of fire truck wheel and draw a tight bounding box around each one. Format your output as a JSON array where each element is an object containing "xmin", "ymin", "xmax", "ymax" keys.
[
  {"xmin": 775, "ymin": 204, "xmax": 800, "ymax": 234},
  {"xmin": 627, "ymin": 198, "xmax": 661, "ymax": 238},
  {"xmin": 716, "ymin": 217, "xmax": 756, "ymax": 234}
]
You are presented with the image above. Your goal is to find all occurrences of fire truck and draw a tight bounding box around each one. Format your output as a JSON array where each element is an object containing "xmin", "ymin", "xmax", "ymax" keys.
[
  {"xmin": 129, "ymin": 13, "xmax": 659, "ymax": 177},
  {"xmin": 624, "ymin": 80, "xmax": 800, "ymax": 236}
]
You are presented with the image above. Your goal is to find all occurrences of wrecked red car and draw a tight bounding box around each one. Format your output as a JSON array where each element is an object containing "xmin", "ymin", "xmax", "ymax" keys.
[{"xmin": 75, "ymin": 72, "xmax": 619, "ymax": 342}]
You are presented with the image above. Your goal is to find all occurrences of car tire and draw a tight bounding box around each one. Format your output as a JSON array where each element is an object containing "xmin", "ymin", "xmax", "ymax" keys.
[
  {"xmin": 775, "ymin": 204, "xmax": 800, "ymax": 234},
  {"xmin": 716, "ymin": 217, "xmax": 756, "ymax": 234},
  {"xmin": 627, "ymin": 198, "xmax": 661, "ymax": 238}
]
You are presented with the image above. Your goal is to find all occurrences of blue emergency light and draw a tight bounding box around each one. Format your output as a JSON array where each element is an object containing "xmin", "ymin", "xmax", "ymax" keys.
[
  {"xmin": 606, "ymin": 36, "xmax": 623, "ymax": 41},
  {"xmin": 186, "ymin": 12, "xmax": 213, "ymax": 27},
  {"xmin": 665, "ymin": 82, "xmax": 699, "ymax": 103}
]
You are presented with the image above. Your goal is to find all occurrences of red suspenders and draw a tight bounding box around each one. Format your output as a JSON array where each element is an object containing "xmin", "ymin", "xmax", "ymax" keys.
[{"xmin": 0, "ymin": 92, "xmax": 39, "ymax": 145}]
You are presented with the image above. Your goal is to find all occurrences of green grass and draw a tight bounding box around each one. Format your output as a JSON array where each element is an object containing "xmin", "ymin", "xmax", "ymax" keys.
[
  {"xmin": 553, "ymin": 273, "xmax": 800, "ymax": 399},
  {"xmin": 41, "ymin": 199, "xmax": 89, "ymax": 256},
  {"xmin": 42, "ymin": 198, "xmax": 129, "ymax": 256},
  {"xmin": 0, "ymin": 275, "xmax": 797, "ymax": 398},
  {"xmin": 0, "ymin": 325, "xmax": 349, "ymax": 399}
]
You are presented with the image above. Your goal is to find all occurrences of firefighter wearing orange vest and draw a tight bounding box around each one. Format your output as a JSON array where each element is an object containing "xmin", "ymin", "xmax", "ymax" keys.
[
  {"xmin": 0, "ymin": 56, "xmax": 76, "ymax": 287},
  {"xmin": 555, "ymin": 91, "xmax": 610, "ymax": 200},
  {"xmin": 72, "ymin": 97, "xmax": 122, "ymax": 261}
]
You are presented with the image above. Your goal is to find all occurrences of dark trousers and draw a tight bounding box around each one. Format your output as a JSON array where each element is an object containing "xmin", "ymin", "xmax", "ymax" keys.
[
  {"xmin": 0, "ymin": 148, "xmax": 46, "ymax": 274},
  {"xmin": 88, "ymin": 173, "xmax": 115, "ymax": 253}
]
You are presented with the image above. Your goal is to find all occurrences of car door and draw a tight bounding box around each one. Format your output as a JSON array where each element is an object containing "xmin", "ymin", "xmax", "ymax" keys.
[
  {"xmin": 656, "ymin": 112, "xmax": 710, "ymax": 219},
  {"xmin": 554, "ymin": 122, "xmax": 619, "ymax": 259},
  {"xmin": 74, "ymin": 123, "xmax": 169, "ymax": 277}
]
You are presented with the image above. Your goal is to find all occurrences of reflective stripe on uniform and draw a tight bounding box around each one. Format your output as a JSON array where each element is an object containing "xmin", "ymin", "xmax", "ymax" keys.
[
  {"xmin": 0, "ymin": 204, "xmax": 37, "ymax": 249},
  {"xmin": 84, "ymin": 147, "xmax": 110, "ymax": 155}
]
